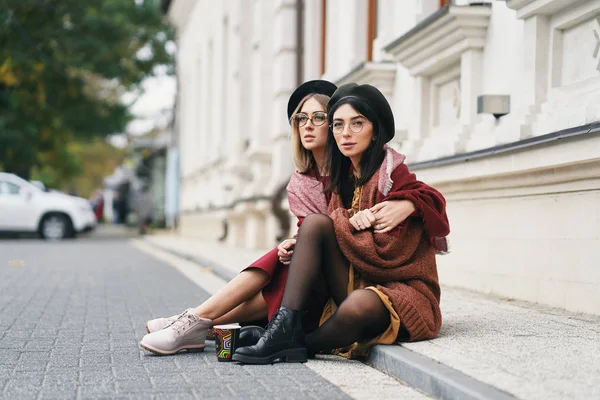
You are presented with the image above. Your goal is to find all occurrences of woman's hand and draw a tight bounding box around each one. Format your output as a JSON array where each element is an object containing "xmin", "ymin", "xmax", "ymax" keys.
[
  {"xmin": 349, "ymin": 209, "xmax": 377, "ymax": 231},
  {"xmin": 277, "ymin": 238, "xmax": 296, "ymax": 265},
  {"xmin": 370, "ymin": 200, "xmax": 415, "ymax": 233}
]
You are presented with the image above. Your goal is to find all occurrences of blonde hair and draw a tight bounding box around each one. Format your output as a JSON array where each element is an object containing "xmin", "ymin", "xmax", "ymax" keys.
[{"xmin": 291, "ymin": 93, "xmax": 330, "ymax": 173}]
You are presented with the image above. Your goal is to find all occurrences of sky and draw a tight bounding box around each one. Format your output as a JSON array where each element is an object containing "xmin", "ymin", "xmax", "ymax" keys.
[
  {"xmin": 110, "ymin": 44, "xmax": 177, "ymax": 148},
  {"xmin": 126, "ymin": 73, "xmax": 176, "ymax": 135}
]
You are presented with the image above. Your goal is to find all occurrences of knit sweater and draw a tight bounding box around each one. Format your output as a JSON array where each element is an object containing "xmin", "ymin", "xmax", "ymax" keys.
[{"xmin": 328, "ymin": 148, "xmax": 449, "ymax": 341}]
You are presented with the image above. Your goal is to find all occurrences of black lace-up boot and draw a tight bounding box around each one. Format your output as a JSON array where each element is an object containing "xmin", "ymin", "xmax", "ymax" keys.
[
  {"xmin": 232, "ymin": 307, "xmax": 306, "ymax": 364},
  {"xmin": 237, "ymin": 325, "xmax": 265, "ymax": 347}
]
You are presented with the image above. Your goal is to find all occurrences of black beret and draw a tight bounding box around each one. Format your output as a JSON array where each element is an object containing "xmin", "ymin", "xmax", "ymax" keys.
[
  {"xmin": 328, "ymin": 83, "xmax": 395, "ymax": 142},
  {"xmin": 287, "ymin": 80, "xmax": 338, "ymax": 123}
]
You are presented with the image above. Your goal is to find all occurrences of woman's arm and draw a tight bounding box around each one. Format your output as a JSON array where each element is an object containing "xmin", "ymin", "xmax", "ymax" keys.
[
  {"xmin": 383, "ymin": 163, "xmax": 450, "ymax": 239},
  {"xmin": 349, "ymin": 163, "xmax": 449, "ymax": 239}
]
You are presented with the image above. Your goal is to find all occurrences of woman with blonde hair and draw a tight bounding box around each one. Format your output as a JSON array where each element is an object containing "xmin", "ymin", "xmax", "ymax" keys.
[{"xmin": 139, "ymin": 80, "xmax": 335, "ymax": 355}]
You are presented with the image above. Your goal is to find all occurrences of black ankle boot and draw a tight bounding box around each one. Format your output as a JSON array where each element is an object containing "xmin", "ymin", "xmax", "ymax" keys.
[
  {"xmin": 232, "ymin": 307, "xmax": 306, "ymax": 364},
  {"xmin": 237, "ymin": 325, "xmax": 265, "ymax": 347}
]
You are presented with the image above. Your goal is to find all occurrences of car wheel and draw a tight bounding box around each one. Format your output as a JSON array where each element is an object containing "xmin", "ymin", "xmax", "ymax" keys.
[{"xmin": 40, "ymin": 214, "xmax": 73, "ymax": 240}]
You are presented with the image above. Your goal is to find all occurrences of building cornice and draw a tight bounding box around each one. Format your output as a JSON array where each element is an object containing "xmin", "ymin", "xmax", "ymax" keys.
[
  {"xmin": 506, "ymin": 0, "xmax": 576, "ymax": 19},
  {"xmin": 334, "ymin": 61, "xmax": 397, "ymax": 100},
  {"xmin": 409, "ymin": 121, "xmax": 600, "ymax": 170},
  {"xmin": 384, "ymin": 5, "xmax": 492, "ymax": 76},
  {"xmin": 166, "ymin": 0, "xmax": 196, "ymax": 32}
]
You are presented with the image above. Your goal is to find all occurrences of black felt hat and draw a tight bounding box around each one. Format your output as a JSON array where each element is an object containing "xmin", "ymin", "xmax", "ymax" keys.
[
  {"xmin": 328, "ymin": 83, "xmax": 395, "ymax": 142},
  {"xmin": 287, "ymin": 80, "xmax": 338, "ymax": 123}
]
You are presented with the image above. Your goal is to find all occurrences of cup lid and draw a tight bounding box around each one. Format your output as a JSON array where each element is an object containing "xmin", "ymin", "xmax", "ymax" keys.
[{"xmin": 213, "ymin": 324, "xmax": 241, "ymax": 329}]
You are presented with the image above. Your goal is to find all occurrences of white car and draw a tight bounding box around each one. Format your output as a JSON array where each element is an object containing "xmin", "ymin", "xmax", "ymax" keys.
[{"xmin": 0, "ymin": 172, "xmax": 97, "ymax": 240}]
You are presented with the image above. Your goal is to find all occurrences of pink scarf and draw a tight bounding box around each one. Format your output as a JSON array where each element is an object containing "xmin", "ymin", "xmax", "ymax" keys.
[{"xmin": 286, "ymin": 170, "xmax": 328, "ymax": 218}]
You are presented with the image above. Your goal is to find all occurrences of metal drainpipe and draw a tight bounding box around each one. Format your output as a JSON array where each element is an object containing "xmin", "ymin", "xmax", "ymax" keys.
[{"xmin": 296, "ymin": 0, "xmax": 304, "ymax": 85}]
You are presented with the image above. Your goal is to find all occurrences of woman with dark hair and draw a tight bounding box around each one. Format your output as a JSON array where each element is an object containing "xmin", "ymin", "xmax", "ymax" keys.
[{"xmin": 233, "ymin": 83, "xmax": 450, "ymax": 364}]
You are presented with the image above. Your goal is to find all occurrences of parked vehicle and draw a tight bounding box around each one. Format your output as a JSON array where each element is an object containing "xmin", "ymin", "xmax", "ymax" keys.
[{"xmin": 0, "ymin": 172, "xmax": 97, "ymax": 240}]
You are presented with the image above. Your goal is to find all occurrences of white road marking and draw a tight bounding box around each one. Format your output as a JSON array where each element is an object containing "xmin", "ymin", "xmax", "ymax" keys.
[
  {"xmin": 131, "ymin": 239, "xmax": 227, "ymax": 293},
  {"xmin": 131, "ymin": 238, "xmax": 431, "ymax": 399}
]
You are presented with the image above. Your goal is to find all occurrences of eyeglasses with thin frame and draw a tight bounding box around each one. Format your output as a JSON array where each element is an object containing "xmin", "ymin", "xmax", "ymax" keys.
[
  {"xmin": 330, "ymin": 119, "xmax": 370, "ymax": 135},
  {"xmin": 292, "ymin": 112, "xmax": 328, "ymax": 127}
]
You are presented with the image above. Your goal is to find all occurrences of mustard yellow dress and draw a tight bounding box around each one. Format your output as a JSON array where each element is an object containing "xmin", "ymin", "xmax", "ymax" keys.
[{"xmin": 319, "ymin": 185, "xmax": 401, "ymax": 358}]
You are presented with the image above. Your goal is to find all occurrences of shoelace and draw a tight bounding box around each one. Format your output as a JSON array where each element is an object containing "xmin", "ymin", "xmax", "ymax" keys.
[
  {"xmin": 169, "ymin": 312, "xmax": 197, "ymax": 335},
  {"xmin": 262, "ymin": 310, "xmax": 286, "ymax": 341}
]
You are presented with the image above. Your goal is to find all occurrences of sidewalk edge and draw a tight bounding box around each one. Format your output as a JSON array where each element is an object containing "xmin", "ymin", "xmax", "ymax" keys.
[
  {"xmin": 143, "ymin": 236, "xmax": 519, "ymax": 400},
  {"xmin": 142, "ymin": 237, "xmax": 238, "ymax": 282},
  {"xmin": 367, "ymin": 345, "xmax": 519, "ymax": 400}
]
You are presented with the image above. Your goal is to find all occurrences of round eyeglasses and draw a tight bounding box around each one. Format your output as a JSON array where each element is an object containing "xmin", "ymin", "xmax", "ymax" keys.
[
  {"xmin": 330, "ymin": 120, "xmax": 370, "ymax": 135},
  {"xmin": 292, "ymin": 112, "xmax": 328, "ymax": 127}
]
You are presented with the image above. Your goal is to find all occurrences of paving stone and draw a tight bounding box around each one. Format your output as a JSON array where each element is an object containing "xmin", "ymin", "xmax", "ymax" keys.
[
  {"xmin": 43, "ymin": 370, "xmax": 79, "ymax": 386},
  {"xmin": 47, "ymin": 357, "xmax": 80, "ymax": 369},
  {"xmin": 13, "ymin": 359, "xmax": 48, "ymax": 372},
  {"xmin": 24, "ymin": 340, "xmax": 56, "ymax": 351},
  {"xmin": 114, "ymin": 379, "xmax": 153, "ymax": 392},
  {"xmin": 37, "ymin": 388, "xmax": 77, "ymax": 400},
  {"xmin": 0, "ymin": 339, "xmax": 27, "ymax": 349},
  {"xmin": 78, "ymin": 383, "xmax": 117, "ymax": 397},
  {"xmin": 0, "ymin": 350, "xmax": 20, "ymax": 365},
  {"xmin": 0, "ymin": 365, "xmax": 14, "ymax": 377},
  {"xmin": 3, "ymin": 380, "xmax": 40, "ymax": 398}
]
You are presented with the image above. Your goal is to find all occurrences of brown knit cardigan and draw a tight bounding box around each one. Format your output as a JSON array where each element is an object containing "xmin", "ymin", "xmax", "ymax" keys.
[{"xmin": 328, "ymin": 148, "xmax": 450, "ymax": 342}]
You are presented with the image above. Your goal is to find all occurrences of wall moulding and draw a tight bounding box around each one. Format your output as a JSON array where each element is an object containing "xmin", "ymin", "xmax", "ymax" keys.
[
  {"xmin": 382, "ymin": 5, "xmax": 491, "ymax": 161},
  {"xmin": 412, "ymin": 126, "xmax": 600, "ymax": 194},
  {"xmin": 506, "ymin": 0, "xmax": 587, "ymax": 19},
  {"xmin": 428, "ymin": 64, "xmax": 462, "ymax": 135},
  {"xmin": 334, "ymin": 61, "xmax": 397, "ymax": 101},
  {"xmin": 433, "ymin": 158, "xmax": 600, "ymax": 200},
  {"xmin": 383, "ymin": 4, "xmax": 492, "ymax": 76}
]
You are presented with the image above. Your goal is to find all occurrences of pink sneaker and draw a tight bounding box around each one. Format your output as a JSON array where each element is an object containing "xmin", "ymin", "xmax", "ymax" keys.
[
  {"xmin": 146, "ymin": 309, "xmax": 192, "ymax": 333},
  {"xmin": 140, "ymin": 310, "xmax": 212, "ymax": 355}
]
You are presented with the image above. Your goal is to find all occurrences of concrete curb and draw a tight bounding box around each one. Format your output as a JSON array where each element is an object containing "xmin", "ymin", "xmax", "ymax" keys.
[
  {"xmin": 367, "ymin": 345, "xmax": 518, "ymax": 400},
  {"xmin": 144, "ymin": 237, "xmax": 519, "ymax": 400}
]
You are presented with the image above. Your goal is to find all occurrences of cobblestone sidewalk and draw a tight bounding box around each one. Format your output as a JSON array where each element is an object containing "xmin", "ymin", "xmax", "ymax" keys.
[{"xmin": 0, "ymin": 239, "xmax": 350, "ymax": 399}]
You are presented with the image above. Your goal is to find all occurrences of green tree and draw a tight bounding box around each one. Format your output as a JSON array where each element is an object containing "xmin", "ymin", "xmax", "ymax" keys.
[
  {"xmin": 32, "ymin": 138, "xmax": 125, "ymax": 198},
  {"xmin": 0, "ymin": 0, "xmax": 173, "ymax": 179}
]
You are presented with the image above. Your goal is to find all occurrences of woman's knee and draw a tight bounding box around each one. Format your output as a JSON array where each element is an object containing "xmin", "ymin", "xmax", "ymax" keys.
[
  {"xmin": 337, "ymin": 290, "xmax": 388, "ymax": 323},
  {"xmin": 240, "ymin": 268, "xmax": 270, "ymax": 286},
  {"xmin": 300, "ymin": 213, "xmax": 334, "ymax": 236}
]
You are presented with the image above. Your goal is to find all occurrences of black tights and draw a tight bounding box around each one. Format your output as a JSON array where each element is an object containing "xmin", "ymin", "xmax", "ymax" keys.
[{"xmin": 281, "ymin": 214, "xmax": 390, "ymax": 353}]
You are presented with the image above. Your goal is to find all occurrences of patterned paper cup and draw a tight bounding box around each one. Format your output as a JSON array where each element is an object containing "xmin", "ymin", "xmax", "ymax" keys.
[{"xmin": 213, "ymin": 324, "xmax": 241, "ymax": 362}]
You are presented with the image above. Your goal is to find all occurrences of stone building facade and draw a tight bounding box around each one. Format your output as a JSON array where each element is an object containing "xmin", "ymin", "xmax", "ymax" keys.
[{"xmin": 167, "ymin": 0, "xmax": 600, "ymax": 315}]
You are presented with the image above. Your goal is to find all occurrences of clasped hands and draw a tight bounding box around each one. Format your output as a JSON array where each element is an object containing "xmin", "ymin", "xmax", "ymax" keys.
[
  {"xmin": 349, "ymin": 200, "xmax": 415, "ymax": 234},
  {"xmin": 278, "ymin": 200, "xmax": 415, "ymax": 264}
]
